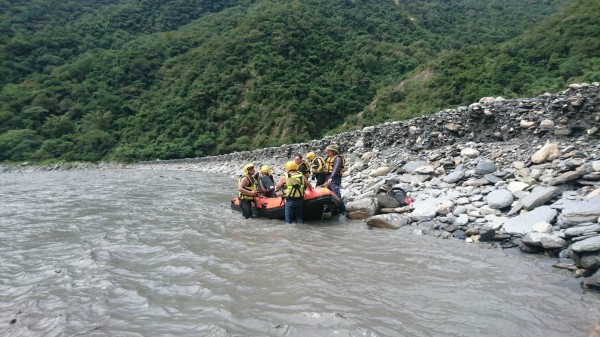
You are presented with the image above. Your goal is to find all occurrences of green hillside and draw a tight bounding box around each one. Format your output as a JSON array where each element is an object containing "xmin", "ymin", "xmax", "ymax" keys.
[
  {"xmin": 1, "ymin": 0, "xmax": 587, "ymax": 163},
  {"xmin": 375, "ymin": 0, "xmax": 600, "ymax": 121}
]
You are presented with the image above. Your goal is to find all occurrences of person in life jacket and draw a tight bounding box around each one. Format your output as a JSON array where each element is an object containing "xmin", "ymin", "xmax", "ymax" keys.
[
  {"xmin": 294, "ymin": 154, "xmax": 310, "ymax": 179},
  {"xmin": 275, "ymin": 161, "xmax": 313, "ymax": 224},
  {"xmin": 238, "ymin": 163, "xmax": 259, "ymax": 219},
  {"xmin": 257, "ymin": 165, "xmax": 276, "ymax": 197},
  {"xmin": 306, "ymin": 151, "xmax": 327, "ymax": 186},
  {"xmin": 324, "ymin": 144, "xmax": 346, "ymax": 214}
]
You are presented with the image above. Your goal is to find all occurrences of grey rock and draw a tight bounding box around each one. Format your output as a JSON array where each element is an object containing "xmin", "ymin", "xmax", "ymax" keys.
[
  {"xmin": 564, "ymin": 224, "xmax": 600, "ymax": 238},
  {"xmin": 571, "ymin": 235, "xmax": 600, "ymax": 253},
  {"xmin": 580, "ymin": 252, "xmax": 600, "ymax": 270},
  {"xmin": 444, "ymin": 169, "xmax": 465, "ymax": 184},
  {"xmin": 486, "ymin": 189, "xmax": 514, "ymax": 209},
  {"xmin": 376, "ymin": 193, "xmax": 401, "ymax": 209},
  {"xmin": 475, "ymin": 161, "xmax": 497, "ymax": 175},
  {"xmin": 453, "ymin": 206, "xmax": 468, "ymax": 215},
  {"xmin": 521, "ymin": 186, "xmax": 562, "ymax": 210},
  {"xmin": 366, "ymin": 213, "xmax": 410, "ymax": 230},
  {"xmin": 479, "ymin": 227, "xmax": 496, "ymax": 242},
  {"xmin": 453, "ymin": 230, "xmax": 466, "ymax": 239},
  {"xmin": 484, "ymin": 174, "xmax": 502, "ymax": 184},
  {"xmin": 522, "ymin": 233, "xmax": 568, "ymax": 249},
  {"xmin": 582, "ymin": 269, "xmax": 600, "ymax": 292},
  {"xmin": 403, "ymin": 160, "xmax": 428, "ymax": 174},
  {"xmin": 559, "ymin": 196, "xmax": 600, "ymax": 226},
  {"xmin": 346, "ymin": 198, "xmax": 378, "ymax": 217},
  {"xmin": 548, "ymin": 170, "xmax": 586, "ymax": 186},
  {"xmin": 454, "ymin": 214, "xmax": 470, "ymax": 226},
  {"xmin": 410, "ymin": 198, "xmax": 446, "ymax": 221},
  {"xmin": 503, "ymin": 206, "xmax": 558, "ymax": 235}
]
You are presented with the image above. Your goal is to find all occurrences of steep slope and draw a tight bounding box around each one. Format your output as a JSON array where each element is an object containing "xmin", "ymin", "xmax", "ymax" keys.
[
  {"xmin": 377, "ymin": 0, "xmax": 600, "ymax": 121},
  {"xmin": 0, "ymin": 0, "xmax": 571, "ymax": 162}
]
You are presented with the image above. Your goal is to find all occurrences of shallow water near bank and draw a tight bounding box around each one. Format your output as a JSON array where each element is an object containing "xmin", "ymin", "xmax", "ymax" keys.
[{"xmin": 1, "ymin": 169, "xmax": 599, "ymax": 337}]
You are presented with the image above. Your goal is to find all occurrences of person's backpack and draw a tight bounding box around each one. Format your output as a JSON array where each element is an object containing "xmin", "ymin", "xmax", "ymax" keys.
[{"xmin": 377, "ymin": 179, "xmax": 411, "ymax": 206}]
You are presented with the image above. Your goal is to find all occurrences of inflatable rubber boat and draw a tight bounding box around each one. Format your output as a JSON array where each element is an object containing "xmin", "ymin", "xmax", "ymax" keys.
[{"xmin": 231, "ymin": 186, "xmax": 342, "ymax": 220}]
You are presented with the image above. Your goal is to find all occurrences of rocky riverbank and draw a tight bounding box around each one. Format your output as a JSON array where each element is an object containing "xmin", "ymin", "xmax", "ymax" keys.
[{"xmin": 134, "ymin": 83, "xmax": 600, "ymax": 292}]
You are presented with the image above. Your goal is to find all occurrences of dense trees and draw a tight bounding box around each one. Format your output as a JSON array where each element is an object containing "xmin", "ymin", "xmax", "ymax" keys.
[{"xmin": 0, "ymin": 0, "xmax": 596, "ymax": 163}]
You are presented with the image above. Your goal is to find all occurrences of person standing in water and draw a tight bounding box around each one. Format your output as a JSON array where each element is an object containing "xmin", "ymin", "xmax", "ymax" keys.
[
  {"xmin": 237, "ymin": 163, "xmax": 259, "ymax": 219},
  {"xmin": 275, "ymin": 161, "xmax": 313, "ymax": 224}
]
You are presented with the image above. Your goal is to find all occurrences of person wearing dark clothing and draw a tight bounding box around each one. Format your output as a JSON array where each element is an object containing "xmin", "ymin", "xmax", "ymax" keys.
[
  {"xmin": 257, "ymin": 165, "xmax": 276, "ymax": 197},
  {"xmin": 324, "ymin": 144, "xmax": 346, "ymax": 214},
  {"xmin": 294, "ymin": 154, "xmax": 310, "ymax": 179}
]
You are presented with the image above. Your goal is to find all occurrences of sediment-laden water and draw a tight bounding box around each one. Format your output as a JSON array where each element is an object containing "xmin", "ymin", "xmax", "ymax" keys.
[{"xmin": 1, "ymin": 169, "xmax": 598, "ymax": 337}]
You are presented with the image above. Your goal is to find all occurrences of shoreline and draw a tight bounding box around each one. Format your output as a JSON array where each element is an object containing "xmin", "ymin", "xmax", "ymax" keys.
[
  {"xmin": 3, "ymin": 83, "xmax": 600, "ymax": 292},
  {"xmin": 133, "ymin": 83, "xmax": 600, "ymax": 293}
]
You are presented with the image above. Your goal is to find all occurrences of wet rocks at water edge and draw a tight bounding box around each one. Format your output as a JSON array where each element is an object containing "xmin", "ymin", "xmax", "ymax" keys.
[{"xmin": 135, "ymin": 83, "xmax": 600, "ymax": 291}]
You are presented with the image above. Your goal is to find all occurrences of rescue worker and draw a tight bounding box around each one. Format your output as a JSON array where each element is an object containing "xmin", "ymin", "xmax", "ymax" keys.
[
  {"xmin": 306, "ymin": 151, "xmax": 326, "ymax": 186},
  {"xmin": 275, "ymin": 161, "xmax": 313, "ymax": 224},
  {"xmin": 257, "ymin": 165, "xmax": 276, "ymax": 197},
  {"xmin": 294, "ymin": 154, "xmax": 310, "ymax": 179},
  {"xmin": 324, "ymin": 144, "xmax": 346, "ymax": 213},
  {"xmin": 237, "ymin": 163, "xmax": 259, "ymax": 219}
]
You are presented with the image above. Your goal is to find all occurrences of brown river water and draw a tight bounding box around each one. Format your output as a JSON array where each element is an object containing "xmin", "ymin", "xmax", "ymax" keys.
[{"xmin": 1, "ymin": 169, "xmax": 599, "ymax": 337}]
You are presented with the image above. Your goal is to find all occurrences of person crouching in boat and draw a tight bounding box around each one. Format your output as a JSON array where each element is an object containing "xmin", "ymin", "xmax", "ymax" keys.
[
  {"xmin": 257, "ymin": 165, "xmax": 276, "ymax": 197},
  {"xmin": 275, "ymin": 161, "xmax": 313, "ymax": 224},
  {"xmin": 238, "ymin": 163, "xmax": 259, "ymax": 219}
]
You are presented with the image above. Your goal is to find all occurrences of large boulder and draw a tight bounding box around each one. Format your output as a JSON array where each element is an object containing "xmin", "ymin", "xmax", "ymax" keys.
[
  {"xmin": 521, "ymin": 186, "xmax": 562, "ymax": 210},
  {"xmin": 559, "ymin": 196, "xmax": 600, "ymax": 226},
  {"xmin": 521, "ymin": 232, "xmax": 568, "ymax": 250},
  {"xmin": 376, "ymin": 193, "xmax": 401, "ymax": 209},
  {"xmin": 346, "ymin": 198, "xmax": 378, "ymax": 219},
  {"xmin": 365, "ymin": 213, "xmax": 410, "ymax": 229},
  {"xmin": 582, "ymin": 270, "xmax": 600, "ymax": 292},
  {"xmin": 503, "ymin": 206, "xmax": 558, "ymax": 235},
  {"xmin": 564, "ymin": 223, "xmax": 600, "ymax": 238},
  {"xmin": 410, "ymin": 198, "xmax": 446, "ymax": 221},
  {"xmin": 571, "ymin": 236, "xmax": 600, "ymax": 253}
]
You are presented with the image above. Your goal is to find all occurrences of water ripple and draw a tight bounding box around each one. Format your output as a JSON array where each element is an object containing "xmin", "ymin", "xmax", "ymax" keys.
[{"xmin": 1, "ymin": 170, "xmax": 599, "ymax": 337}]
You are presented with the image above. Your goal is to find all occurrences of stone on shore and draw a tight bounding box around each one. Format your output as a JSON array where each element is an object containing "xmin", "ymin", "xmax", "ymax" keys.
[
  {"xmin": 365, "ymin": 213, "xmax": 410, "ymax": 229},
  {"xmin": 571, "ymin": 236, "xmax": 600, "ymax": 253},
  {"xmin": 503, "ymin": 206, "xmax": 558, "ymax": 235},
  {"xmin": 559, "ymin": 196, "xmax": 600, "ymax": 226},
  {"xmin": 486, "ymin": 189, "xmax": 514, "ymax": 209},
  {"xmin": 521, "ymin": 232, "xmax": 568, "ymax": 250},
  {"xmin": 346, "ymin": 198, "xmax": 378, "ymax": 219},
  {"xmin": 521, "ymin": 186, "xmax": 563, "ymax": 210},
  {"xmin": 531, "ymin": 141, "xmax": 560, "ymax": 164}
]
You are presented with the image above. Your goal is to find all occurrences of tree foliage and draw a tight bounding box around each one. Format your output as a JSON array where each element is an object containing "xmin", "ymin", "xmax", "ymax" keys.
[{"xmin": 1, "ymin": 0, "xmax": 596, "ymax": 163}]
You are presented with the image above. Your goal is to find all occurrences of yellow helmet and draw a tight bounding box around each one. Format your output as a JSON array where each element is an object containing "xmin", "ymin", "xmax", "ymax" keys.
[
  {"xmin": 260, "ymin": 165, "xmax": 271, "ymax": 174},
  {"xmin": 284, "ymin": 161, "xmax": 298, "ymax": 172},
  {"xmin": 243, "ymin": 163, "xmax": 255, "ymax": 175},
  {"xmin": 306, "ymin": 152, "xmax": 316, "ymax": 160}
]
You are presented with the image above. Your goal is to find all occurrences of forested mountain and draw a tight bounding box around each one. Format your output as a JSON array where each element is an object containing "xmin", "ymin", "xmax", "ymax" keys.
[{"xmin": 1, "ymin": 0, "xmax": 596, "ymax": 163}]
